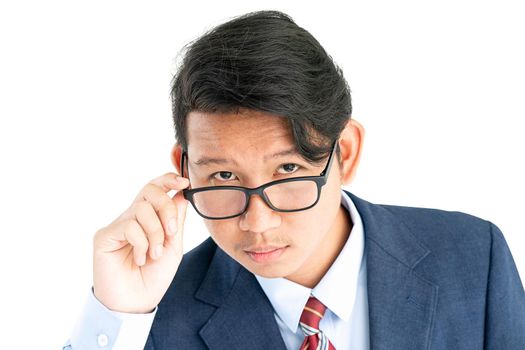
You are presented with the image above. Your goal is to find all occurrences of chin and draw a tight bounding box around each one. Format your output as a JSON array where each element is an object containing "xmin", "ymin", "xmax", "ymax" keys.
[
  {"xmin": 250, "ymin": 269, "xmax": 288, "ymax": 279},
  {"xmin": 239, "ymin": 260, "xmax": 289, "ymax": 278}
]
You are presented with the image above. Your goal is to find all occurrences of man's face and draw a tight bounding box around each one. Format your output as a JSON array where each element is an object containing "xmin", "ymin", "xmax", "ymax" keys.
[{"xmin": 181, "ymin": 109, "xmax": 350, "ymax": 287}]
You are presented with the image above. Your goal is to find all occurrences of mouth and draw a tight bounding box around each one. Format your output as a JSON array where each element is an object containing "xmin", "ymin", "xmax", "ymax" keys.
[{"xmin": 244, "ymin": 246, "xmax": 288, "ymax": 263}]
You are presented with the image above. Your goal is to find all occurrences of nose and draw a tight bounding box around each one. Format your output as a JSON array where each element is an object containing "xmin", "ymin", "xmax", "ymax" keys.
[{"xmin": 238, "ymin": 193, "xmax": 281, "ymax": 233}]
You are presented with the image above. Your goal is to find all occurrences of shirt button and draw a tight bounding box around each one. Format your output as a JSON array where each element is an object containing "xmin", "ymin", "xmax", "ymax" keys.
[{"xmin": 97, "ymin": 333, "xmax": 109, "ymax": 347}]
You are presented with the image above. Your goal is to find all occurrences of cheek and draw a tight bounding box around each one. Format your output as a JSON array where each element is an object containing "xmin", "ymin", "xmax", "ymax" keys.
[
  {"xmin": 203, "ymin": 220, "xmax": 240, "ymax": 252},
  {"xmin": 288, "ymin": 189, "xmax": 340, "ymax": 244},
  {"xmin": 281, "ymin": 206, "xmax": 327, "ymax": 242}
]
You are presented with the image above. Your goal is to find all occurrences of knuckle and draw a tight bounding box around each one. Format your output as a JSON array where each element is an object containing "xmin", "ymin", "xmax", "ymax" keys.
[
  {"xmin": 93, "ymin": 227, "xmax": 106, "ymax": 242},
  {"xmin": 135, "ymin": 183, "xmax": 155, "ymax": 201},
  {"xmin": 124, "ymin": 218, "xmax": 140, "ymax": 233},
  {"xmin": 132, "ymin": 200, "xmax": 150, "ymax": 213},
  {"xmin": 131, "ymin": 238, "xmax": 149, "ymax": 252},
  {"xmin": 144, "ymin": 182, "xmax": 156, "ymax": 191},
  {"xmin": 160, "ymin": 201, "xmax": 177, "ymax": 215},
  {"xmin": 134, "ymin": 244, "xmax": 148, "ymax": 255},
  {"xmin": 150, "ymin": 226, "xmax": 166, "ymax": 242}
]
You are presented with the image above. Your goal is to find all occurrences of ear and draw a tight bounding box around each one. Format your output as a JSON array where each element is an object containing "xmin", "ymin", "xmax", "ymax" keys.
[
  {"xmin": 170, "ymin": 143, "xmax": 184, "ymax": 176},
  {"xmin": 338, "ymin": 119, "xmax": 365, "ymax": 185}
]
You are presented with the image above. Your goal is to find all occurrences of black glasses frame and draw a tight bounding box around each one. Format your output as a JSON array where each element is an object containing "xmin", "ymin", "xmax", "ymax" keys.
[{"xmin": 180, "ymin": 141, "xmax": 338, "ymax": 220}]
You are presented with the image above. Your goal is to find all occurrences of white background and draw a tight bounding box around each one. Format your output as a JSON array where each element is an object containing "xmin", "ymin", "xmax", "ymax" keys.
[{"xmin": 0, "ymin": 1, "xmax": 523, "ymax": 348}]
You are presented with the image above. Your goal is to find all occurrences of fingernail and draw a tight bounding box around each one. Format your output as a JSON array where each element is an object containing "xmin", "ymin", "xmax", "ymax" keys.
[
  {"xmin": 168, "ymin": 218, "xmax": 177, "ymax": 235},
  {"xmin": 137, "ymin": 255, "xmax": 146, "ymax": 266},
  {"xmin": 155, "ymin": 244, "xmax": 164, "ymax": 259},
  {"xmin": 176, "ymin": 176, "xmax": 187, "ymax": 183}
]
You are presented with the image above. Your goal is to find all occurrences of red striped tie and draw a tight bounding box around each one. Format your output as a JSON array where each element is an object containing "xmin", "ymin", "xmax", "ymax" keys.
[{"xmin": 299, "ymin": 295, "xmax": 336, "ymax": 350}]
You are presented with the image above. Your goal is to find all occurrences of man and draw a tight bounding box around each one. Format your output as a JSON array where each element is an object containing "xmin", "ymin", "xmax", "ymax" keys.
[{"xmin": 66, "ymin": 10, "xmax": 525, "ymax": 349}]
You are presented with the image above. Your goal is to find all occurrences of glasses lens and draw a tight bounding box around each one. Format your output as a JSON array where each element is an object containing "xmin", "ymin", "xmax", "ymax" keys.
[
  {"xmin": 263, "ymin": 180, "xmax": 319, "ymax": 210},
  {"xmin": 192, "ymin": 188, "xmax": 246, "ymax": 218}
]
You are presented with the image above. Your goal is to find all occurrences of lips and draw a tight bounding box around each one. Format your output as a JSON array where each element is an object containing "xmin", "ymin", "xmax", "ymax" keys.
[
  {"xmin": 244, "ymin": 246, "xmax": 288, "ymax": 263},
  {"xmin": 244, "ymin": 246, "xmax": 286, "ymax": 253}
]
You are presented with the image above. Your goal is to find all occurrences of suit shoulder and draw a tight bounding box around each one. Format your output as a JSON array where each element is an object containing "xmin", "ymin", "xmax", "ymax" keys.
[
  {"xmin": 155, "ymin": 237, "xmax": 217, "ymax": 305},
  {"xmin": 176, "ymin": 237, "xmax": 217, "ymax": 281},
  {"xmin": 182, "ymin": 236, "xmax": 217, "ymax": 262},
  {"xmin": 347, "ymin": 191, "xmax": 495, "ymax": 242},
  {"xmin": 380, "ymin": 203, "xmax": 496, "ymax": 256},
  {"xmin": 155, "ymin": 237, "xmax": 217, "ymax": 318},
  {"xmin": 383, "ymin": 203, "xmax": 491, "ymax": 234}
]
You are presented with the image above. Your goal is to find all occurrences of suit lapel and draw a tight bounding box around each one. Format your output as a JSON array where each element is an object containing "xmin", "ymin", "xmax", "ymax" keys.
[
  {"xmin": 348, "ymin": 192, "xmax": 439, "ymax": 350},
  {"xmin": 195, "ymin": 248, "xmax": 287, "ymax": 350}
]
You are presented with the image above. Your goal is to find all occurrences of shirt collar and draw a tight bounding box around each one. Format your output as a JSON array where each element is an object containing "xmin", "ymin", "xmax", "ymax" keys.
[{"xmin": 255, "ymin": 190, "xmax": 365, "ymax": 333}]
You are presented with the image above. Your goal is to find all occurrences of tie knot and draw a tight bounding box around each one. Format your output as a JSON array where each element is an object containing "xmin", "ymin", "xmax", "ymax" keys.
[{"xmin": 299, "ymin": 296, "xmax": 327, "ymax": 334}]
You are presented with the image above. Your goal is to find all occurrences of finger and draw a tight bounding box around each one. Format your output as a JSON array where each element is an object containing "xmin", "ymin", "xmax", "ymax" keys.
[
  {"xmin": 173, "ymin": 190, "xmax": 188, "ymax": 237},
  {"xmin": 106, "ymin": 219, "xmax": 149, "ymax": 266},
  {"xmin": 144, "ymin": 172, "xmax": 190, "ymax": 194},
  {"xmin": 133, "ymin": 174, "xmax": 189, "ymax": 206},
  {"xmin": 133, "ymin": 201, "xmax": 166, "ymax": 260},
  {"xmin": 138, "ymin": 184, "xmax": 181, "ymax": 236}
]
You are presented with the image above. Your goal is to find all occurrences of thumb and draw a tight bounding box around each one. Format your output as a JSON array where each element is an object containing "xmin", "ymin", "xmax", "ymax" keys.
[
  {"xmin": 163, "ymin": 190, "xmax": 188, "ymax": 253},
  {"xmin": 172, "ymin": 190, "xmax": 188, "ymax": 235}
]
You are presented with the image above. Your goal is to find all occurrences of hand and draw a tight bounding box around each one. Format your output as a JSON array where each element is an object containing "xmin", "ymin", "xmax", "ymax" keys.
[{"xmin": 93, "ymin": 172, "xmax": 189, "ymax": 313}]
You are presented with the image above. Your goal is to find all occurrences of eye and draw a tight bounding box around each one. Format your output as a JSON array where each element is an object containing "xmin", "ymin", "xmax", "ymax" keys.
[
  {"xmin": 211, "ymin": 171, "xmax": 238, "ymax": 182},
  {"xmin": 277, "ymin": 163, "xmax": 301, "ymax": 174}
]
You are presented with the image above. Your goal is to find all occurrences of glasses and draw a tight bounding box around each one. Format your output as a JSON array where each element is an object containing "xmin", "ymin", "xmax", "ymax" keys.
[{"xmin": 180, "ymin": 141, "xmax": 338, "ymax": 220}]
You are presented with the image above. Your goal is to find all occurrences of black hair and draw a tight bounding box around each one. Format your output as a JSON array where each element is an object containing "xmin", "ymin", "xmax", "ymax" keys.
[{"xmin": 171, "ymin": 10, "xmax": 352, "ymax": 163}]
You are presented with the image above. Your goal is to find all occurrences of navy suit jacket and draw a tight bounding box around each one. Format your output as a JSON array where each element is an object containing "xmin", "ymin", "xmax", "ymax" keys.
[{"xmin": 144, "ymin": 191, "xmax": 525, "ymax": 349}]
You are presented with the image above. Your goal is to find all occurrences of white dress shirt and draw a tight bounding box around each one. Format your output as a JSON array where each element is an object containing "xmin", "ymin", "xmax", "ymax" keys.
[{"xmin": 256, "ymin": 191, "xmax": 370, "ymax": 349}]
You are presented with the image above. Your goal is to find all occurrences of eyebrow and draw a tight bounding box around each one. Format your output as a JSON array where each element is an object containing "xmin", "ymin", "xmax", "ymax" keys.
[{"xmin": 193, "ymin": 148, "xmax": 301, "ymax": 167}]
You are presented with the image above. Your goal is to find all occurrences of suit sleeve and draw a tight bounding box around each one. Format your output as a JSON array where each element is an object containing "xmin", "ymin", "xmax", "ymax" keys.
[{"xmin": 484, "ymin": 222, "xmax": 525, "ymax": 348}]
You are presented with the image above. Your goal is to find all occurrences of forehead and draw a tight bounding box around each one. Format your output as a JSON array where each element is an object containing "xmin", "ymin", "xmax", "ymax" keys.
[{"xmin": 186, "ymin": 109, "xmax": 295, "ymax": 154}]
